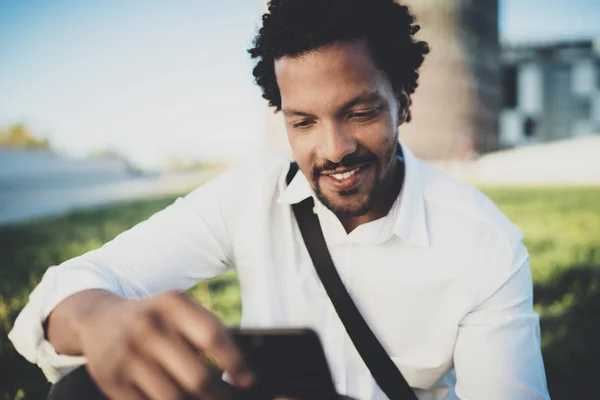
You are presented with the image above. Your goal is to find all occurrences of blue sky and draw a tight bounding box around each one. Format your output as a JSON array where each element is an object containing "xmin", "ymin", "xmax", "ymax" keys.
[
  {"xmin": 500, "ymin": 0, "xmax": 600, "ymax": 43},
  {"xmin": 1, "ymin": 0, "xmax": 599, "ymax": 169}
]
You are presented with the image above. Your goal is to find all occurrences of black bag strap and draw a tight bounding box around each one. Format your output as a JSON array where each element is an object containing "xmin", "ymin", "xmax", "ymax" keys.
[{"xmin": 286, "ymin": 162, "xmax": 417, "ymax": 400}]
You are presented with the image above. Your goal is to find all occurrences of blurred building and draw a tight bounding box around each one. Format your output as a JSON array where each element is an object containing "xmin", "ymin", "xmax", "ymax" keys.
[
  {"xmin": 500, "ymin": 39, "xmax": 600, "ymax": 147},
  {"xmin": 0, "ymin": 148, "xmax": 133, "ymax": 191},
  {"xmin": 399, "ymin": 0, "xmax": 501, "ymax": 160},
  {"xmin": 0, "ymin": 148, "xmax": 214, "ymax": 225}
]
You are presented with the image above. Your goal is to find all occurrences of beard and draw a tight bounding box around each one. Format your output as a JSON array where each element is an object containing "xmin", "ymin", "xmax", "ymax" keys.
[
  {"xmin": 315, "ymin": 177, "xmax": 381, "ymax": 218},
  {"xmin": 312, "ymin": 143, "xmax": 397, "ymax": 218}
]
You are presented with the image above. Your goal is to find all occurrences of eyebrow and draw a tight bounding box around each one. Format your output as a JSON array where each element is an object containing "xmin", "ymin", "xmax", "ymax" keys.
[
  {"xmin": 282, "ymin": 90, "xmax": 384, "ymax": 118},
  {"xmin": 340, "ymin": 91, "xmax": 384, "ymax": 111}
]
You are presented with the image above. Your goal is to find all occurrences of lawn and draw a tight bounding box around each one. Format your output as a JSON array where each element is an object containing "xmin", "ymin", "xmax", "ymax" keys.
[{"xmin": 1, "ymin": 186, "xmax": 599, "ymax": 399}]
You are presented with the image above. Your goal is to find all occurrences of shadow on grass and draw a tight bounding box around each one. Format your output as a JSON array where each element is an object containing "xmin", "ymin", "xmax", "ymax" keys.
[
  {"xmin": 1, "ymin": 226, "xmax": 52, "ymax": 400},
  {"xmin": 535, "ymin": 265, "xmax": 600, "ymax": 399},
  {"xmin": 0, "ymin": 198, "xmax": 179, "ymax": 400}
]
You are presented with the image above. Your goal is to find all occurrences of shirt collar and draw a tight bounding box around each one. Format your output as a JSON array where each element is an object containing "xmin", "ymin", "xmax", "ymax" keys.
[
  {"xmin": 278, "ymin": 163, "xmax": 315, "ymax": 205},
  {"xmin": 394, "ymin": 142, "xmax": 430, "ymax": 247},
  {"xmin": 277, "ymin": 141, "xmax": 430, "ymax": 247}
]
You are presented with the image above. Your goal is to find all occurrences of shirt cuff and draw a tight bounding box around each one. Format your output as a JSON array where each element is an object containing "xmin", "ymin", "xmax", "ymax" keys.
[{"xmin": 8, "ymin": 264, "xmax": 115, "ymax": 383}]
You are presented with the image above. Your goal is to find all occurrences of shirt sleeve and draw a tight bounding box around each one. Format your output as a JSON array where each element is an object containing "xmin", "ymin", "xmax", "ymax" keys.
[
  {"xmin": 453, "ymin": 240, "xmax": 550, "ymax": 400},
  {"xmin": 8, "ymin": 165, "xmax": 243, "ymax": 383}
]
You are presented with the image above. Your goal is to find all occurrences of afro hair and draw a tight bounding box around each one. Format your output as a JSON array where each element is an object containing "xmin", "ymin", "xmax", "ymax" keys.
[{"xmin": 248, "ymin": 0, "xmax": 430, "ymax": 122}]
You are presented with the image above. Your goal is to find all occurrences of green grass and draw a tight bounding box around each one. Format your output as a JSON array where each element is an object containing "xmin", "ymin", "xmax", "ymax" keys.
[
  {"xmin": 480, "ymin": 186, "xmax": 600, "ymax": 398},
  {"xmin": 1, "ymin": 186, "xmax": 599, "ymax": 399}
]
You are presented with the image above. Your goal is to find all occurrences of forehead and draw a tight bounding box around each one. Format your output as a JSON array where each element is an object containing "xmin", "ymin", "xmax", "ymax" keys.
[{"xmin": 274, "ymin": 40, "xmax": 391, "ymax": 113}]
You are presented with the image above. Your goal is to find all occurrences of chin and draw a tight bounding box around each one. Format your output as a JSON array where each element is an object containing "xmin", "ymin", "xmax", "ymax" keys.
[
  {"xmin": 318, "ymin": 192, "xmax": 372, "ymax": 218},
  {"xmin": 334, "ymin": 204, "xmax": 371, "ymax": 218}
]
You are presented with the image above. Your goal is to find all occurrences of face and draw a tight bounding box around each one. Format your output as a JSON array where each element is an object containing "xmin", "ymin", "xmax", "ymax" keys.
[{"xmin": 275, "ymin": 40, "xmax": 408, "ymax": 218}]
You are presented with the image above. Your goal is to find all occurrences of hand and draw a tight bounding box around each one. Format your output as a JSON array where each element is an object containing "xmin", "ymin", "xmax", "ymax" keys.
[{"xmin": 76, "ymin": 291, "xmax": 254, "ymax": 400}]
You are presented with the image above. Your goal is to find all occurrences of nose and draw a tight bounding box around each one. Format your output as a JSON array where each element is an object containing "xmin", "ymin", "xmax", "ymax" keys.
[{"xmin": 317, "ymin": 121, "xmax": 357, "ymax": 163}]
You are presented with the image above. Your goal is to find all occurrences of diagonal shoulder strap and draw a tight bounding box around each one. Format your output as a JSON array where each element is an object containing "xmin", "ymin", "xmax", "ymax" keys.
[{"xmin": 286, "ymin": 163, "xmax": 417, "ymax": 400}]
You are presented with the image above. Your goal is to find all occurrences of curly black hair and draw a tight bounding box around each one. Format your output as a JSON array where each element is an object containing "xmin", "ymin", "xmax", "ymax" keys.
[{"xmin": 248, "ymin": 0, "xmax": 430, "ymax": 122}]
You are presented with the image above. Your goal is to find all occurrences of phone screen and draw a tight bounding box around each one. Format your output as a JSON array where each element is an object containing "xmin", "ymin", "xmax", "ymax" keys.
[{"xmin": 231, "ymin": 328, "xmax": 338, "ymax": 400}]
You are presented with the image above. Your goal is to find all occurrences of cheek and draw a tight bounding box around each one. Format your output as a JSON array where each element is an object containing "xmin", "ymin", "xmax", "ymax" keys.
[
  {"xmin": 287, "ymin": 131, "xmax": 317, "ymax": 178},
  {"xmin": 353, "ymin": 119, "xmax": 397, "ymax": 156}
]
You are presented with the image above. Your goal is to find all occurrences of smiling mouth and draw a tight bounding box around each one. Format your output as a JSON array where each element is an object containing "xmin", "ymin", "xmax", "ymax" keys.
[
  {"xmin": 322, "ymin": 166, "xmax": 362, "ymax": 180},
  {"xmin": 320, "ymin": 164, "xmax": 371, "ymax": 191}
]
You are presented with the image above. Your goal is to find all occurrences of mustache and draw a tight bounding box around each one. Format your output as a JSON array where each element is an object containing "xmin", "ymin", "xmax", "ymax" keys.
[{"xmin": 312, "ymin": 151, "xmax": 378, "ymax": 178}]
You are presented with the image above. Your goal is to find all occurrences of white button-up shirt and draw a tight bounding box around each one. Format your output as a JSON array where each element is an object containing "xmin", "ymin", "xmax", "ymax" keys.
[{"xmin": 9, "ymin": 143, "xmax": 550, "ymax": 400}]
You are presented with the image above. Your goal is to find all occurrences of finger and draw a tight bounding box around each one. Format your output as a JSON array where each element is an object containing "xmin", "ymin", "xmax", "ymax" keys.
[
  {"xmin": 159, "ymin": 293, "xmax": 255, "ymax": 388},
  {"xmin": 86, "ymin": 362, "xmax": 148, "ymax": 400},
  {"xmin": 139, "ymin": 321, "xmax": 235, "ymax": 399},
  {"xmin": 105, "ymin": 386, "xmax": 148, "ymax": 400},
  {"xmin": 128, "ymin": 354, "xmax": 185, "ymax": 400}
]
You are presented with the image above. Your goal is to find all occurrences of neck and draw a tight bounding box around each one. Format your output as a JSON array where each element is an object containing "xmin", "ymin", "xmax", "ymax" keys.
[{"xmin": 339, "ymin": 158, "xmax": 404, "ymax": 233}]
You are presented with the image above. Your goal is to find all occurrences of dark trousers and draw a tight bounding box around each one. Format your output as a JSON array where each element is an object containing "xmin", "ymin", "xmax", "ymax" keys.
[
  {"xmin": 46, "ymin": 365, "xmax": 262, "ymax": 400},
  {"xmin": 46, "ymin": 366, "xmax": 107, "ymax": 400}
]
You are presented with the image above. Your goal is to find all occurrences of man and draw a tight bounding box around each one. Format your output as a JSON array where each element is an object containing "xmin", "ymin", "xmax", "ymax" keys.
[{"xmin": 9, "ymin": 0, "xmax": 550, "ymax": 399}]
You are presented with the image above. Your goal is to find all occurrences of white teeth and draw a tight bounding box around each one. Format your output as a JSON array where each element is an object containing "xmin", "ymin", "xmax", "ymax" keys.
[{"xmin": 331, "ymin": 167, "xmax": 359, "ymax": 180}]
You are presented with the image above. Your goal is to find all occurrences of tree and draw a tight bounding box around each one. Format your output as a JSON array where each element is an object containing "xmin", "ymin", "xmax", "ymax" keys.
[{"xmin": 0, "ymin": 123, "xmax": 50, "ymax": 149}]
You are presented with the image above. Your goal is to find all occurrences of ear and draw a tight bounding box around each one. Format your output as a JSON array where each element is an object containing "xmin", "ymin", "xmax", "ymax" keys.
[{"xmin": 396, "ymin": 91, "xmax": 410, "ymax": 125}]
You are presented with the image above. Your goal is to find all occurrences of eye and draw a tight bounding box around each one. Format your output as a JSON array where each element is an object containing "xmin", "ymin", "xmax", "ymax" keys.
[
  {"xmin": 347, "ymin": 107, "xmax": 382, "ymax": 121},
  {"xmin": 291, "ymin": 119, "xmax": 316, "ymax": 130}
]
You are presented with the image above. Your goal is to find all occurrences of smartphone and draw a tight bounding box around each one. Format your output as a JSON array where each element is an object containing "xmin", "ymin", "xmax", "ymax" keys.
[{"xmin": 230, "ymin": 328, "xmax": 338, "ymax": 400}]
